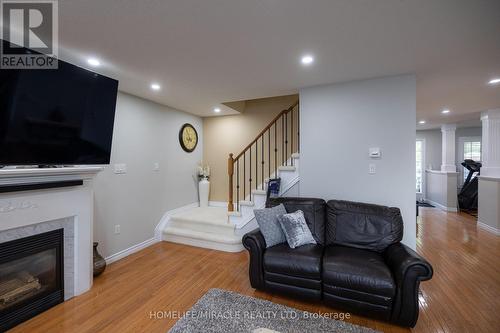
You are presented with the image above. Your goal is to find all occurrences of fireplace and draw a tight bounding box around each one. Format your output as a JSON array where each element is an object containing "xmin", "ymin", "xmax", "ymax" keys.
[{"xmin": 0, "ymin": 229, "xmax": 64, "ymax": 331}]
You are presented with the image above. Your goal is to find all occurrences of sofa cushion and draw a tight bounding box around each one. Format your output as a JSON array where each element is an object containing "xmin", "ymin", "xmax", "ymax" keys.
[
  {"xmin": 263, "ymin": 243, "xmax": 323, "ymax": 279},
  {"xmin": 254, "ymin": 204, "xmax": 288, "ymax": 248},
  {"xmin": 278, "ymin": 210, "xmax": 317, "ymax": 248},
  {"xmin": 326, "ymin": 200, "xmax": 403, "ymax": 252},
  {"xmin": 322, "ymin": 245, "xmax": 396, "ymax": 298},
  {"xmin": 266, "ymin": 197, "xmax": 326, "ymax": 245}
]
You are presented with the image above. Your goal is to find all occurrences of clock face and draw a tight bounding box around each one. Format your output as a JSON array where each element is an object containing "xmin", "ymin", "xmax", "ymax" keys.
[{"xmin": 179, "ymin": 124, "xmax": 198, "ymax": 152}]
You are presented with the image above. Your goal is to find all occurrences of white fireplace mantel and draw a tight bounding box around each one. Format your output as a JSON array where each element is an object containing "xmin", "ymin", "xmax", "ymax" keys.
[
  {"xmin": 0, "ymin": 166, "xmax": 104, "ymax": 298},
  {"xmin": 0, "ymin": 166, "xmax": 104, "ymax": 185}
]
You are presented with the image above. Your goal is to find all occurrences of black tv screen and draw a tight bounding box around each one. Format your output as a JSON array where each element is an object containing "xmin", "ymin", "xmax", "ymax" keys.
[{"xmin": 0, "ymin": 46, "xmax": 118, "ymax": 166}]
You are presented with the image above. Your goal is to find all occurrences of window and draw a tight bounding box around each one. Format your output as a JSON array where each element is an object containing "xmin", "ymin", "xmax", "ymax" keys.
[
  {"xmin": 416, "ymin": 140, "xmax": 423, "ymax": 193},
  {"xmin": 462, "ymin": 140, "xmax": 481, "ymax": 182}
]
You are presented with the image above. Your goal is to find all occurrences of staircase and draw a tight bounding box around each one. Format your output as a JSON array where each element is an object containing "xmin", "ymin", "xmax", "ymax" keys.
[
  {"xmin": 163, "ymin": 206, "xmax": 244, "ymax": 252},
  {"xmin": 162, "ymin": 101, "xmax": 299, "ymax": 251},
  {"xmin": 227, "ymin": 101, "xmax": 300, "ymax": 234},
  {"xmin": 229, "ymin": 153, "xmax": 300, "ymax": 235}
]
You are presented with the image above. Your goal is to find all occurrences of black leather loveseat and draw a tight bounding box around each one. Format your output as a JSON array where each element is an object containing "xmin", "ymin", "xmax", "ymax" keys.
[{"xmin": 242, "ymin": 197, "xmax": 433, "ymax": 327}]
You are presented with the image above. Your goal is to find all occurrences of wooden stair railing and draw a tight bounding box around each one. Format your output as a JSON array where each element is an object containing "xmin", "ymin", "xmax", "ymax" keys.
[{"xmin": 228, "ymin": 101, "xmax": 299, "ymax": 212}]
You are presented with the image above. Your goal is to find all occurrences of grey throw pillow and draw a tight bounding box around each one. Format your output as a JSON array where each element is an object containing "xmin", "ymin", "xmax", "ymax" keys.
[
  {"xmin": 278, "ymin": 210, "xmax": 317, "ymax": 249},
  {"xmin": 254, "ymin": 204, "xmax": 288, "ymax": 248}
]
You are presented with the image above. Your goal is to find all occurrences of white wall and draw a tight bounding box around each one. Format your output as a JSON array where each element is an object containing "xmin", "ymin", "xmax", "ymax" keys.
[
  {"xmin": 416, "ymin": 129, "xmax": 442, "ymax": 171},
  {"xmin": 416, "ymin": 126, "xmax": 481, "ymax": 201},
  {"xmin": 426, "ymin": 171, "xmax": 458, "ymax": 211},
  {"xmin": 93, "ymin": 92, "xmax": 203, "ymax": 258},
  {"xmin": 478, "ymin": 178, "xmax": 500, "ymax": 234},
  {"xmin": 416, "ymin": 127, "xmax": 481, "ymax": 172},
  {"xmin": 300, "ymin": 75, "xmax": 417, "ymax": 249}
]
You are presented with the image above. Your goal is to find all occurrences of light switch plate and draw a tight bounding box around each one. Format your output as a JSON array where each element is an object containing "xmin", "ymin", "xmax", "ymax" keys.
[
  {"xmin": 153, "ymin": 162, "xmax": 160, "ymax": 171},
  {"xmin": 369, "ymin": 163, "xmax": 376, "ymax": 174},
  {"xmin": 114, "ymin": 163, "xmax": 127, "ymax": 174}
]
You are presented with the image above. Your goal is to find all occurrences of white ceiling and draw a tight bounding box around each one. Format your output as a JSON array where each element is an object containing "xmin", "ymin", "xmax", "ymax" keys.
[{"xmin": 55, "ymin": 0, "xmax": 500, "ymax": 122}]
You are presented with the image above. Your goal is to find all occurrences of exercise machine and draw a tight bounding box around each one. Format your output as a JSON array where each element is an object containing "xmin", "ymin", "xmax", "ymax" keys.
[{"xmin": 457, "ymin": 159, "xmax": 482, "ymax": 211}]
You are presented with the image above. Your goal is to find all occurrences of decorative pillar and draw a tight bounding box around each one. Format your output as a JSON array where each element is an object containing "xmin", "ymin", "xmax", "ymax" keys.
[
  {"xmin": 478, "ymin": 109, "xmax": 500, "ymax": 235},
  {"xmin": 480, "ymin": 109, "xmax": 500, "ymax": 178},
  {"xmin": 441, "ymin": 124, "xmax": 457, "ymax": 172}
]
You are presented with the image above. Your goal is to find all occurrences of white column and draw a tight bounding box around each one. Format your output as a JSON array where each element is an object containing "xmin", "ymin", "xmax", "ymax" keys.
[
  {"xmin": 481, "ymin": 109, "xmax": 500, "ymax": 178},
  {"xmin": 478, "ymin": 109, "xmax": 500, "ymax": 235},
  {"xmin": 441, "ymin": 124, "xmax": 457, "ymax": 172}
]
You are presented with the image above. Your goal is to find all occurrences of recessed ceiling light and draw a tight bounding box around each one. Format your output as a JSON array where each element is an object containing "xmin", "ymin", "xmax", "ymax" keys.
[
  {"xmin": 150, "ymin": 83, "xmax": 161, "ymax": 91},
  {"xmin": 488, "ymin": 78, "xmax": 500, "ymax": 85},
  {"xmin": 87, "ymin": 58, "xmax": 100, "ymax": 67},
  {"xmin": 419, "ymin": 120, "xmax": 426, "ymax": 124},
  {"xmin": 214, "ymin": 108, "xmax": 221, "ymax": 113},
  {"xmin": 301, "ymin": 55, "xmax": 314, "ymax": 65},
  {"xmin": 442, "ymin": 109, "xmax": 450, "ymax": 114}
]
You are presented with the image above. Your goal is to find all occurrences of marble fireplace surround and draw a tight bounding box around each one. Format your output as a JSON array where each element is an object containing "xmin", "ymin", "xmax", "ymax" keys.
[{"xmin": 0, "ymin": 167, "xmax": 103, "ymax": 300}]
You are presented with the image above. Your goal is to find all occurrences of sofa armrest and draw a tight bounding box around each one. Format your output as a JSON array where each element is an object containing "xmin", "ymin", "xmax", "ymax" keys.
[
  {"xmin": 242, "ymin": 229, "xmax": 267, "ymax": 289},
  {"xmin": 384, "ymin": 242, "xmax": 433, "ymax": 327}
]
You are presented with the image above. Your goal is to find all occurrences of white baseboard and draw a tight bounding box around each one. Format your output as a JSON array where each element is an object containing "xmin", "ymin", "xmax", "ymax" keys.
[
  {"xmin": 477, "ymin": 220, "xmax": 500, "ymax": 236},
  {"xmin": 425, "ymin": 199, "xmax": 458, "ymax": 212},
  {"xmin": 105, "ymin": 236, "xmax": 158, "ymax": 264},
  {"xmin": 103, "ymin": 202, "xmax": 200, "ymax": 265}
]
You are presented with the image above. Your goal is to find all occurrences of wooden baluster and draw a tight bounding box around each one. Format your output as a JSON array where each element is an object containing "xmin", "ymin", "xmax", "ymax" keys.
[{"xmin": 228, "ymin": 153, "xmax": 234, "ymax": 211}]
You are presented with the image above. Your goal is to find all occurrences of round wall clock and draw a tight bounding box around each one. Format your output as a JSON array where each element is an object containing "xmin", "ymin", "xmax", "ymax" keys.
[{"xmin": 179, "ymin": 123, "xmax": 198, "ymax": 152}]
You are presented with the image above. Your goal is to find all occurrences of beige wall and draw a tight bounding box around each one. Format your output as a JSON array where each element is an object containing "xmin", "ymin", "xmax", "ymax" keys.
[{"xmin": 203, "ymin": 94, "xmax": 298, "ymax": 201}]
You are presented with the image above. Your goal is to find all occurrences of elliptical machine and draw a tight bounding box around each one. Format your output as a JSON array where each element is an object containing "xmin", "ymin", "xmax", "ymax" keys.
[{"xmin": 457, "ymin": 159, "xmax": 482, "ymax": 211}]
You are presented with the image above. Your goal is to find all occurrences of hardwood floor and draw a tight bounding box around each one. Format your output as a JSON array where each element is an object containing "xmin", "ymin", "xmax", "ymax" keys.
[{"xmin": 10, "ymin": 208, "xmax": 500, "ymax": 333}]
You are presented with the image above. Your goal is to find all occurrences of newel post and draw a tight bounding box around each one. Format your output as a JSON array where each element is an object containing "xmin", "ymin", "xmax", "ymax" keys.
[{"xmin": 228, "ymin": 153, "xmax": 234, "ymax": 211}]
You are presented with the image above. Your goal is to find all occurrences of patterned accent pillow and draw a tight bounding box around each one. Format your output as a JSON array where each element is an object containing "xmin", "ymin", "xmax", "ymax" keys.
[
  {"xmin": 254, "ymin": 204, "xmax": 288, "ymax": 248},
  {"xmin": 278, "ymin": 210, "xmax": 317, "ymax": 249}
]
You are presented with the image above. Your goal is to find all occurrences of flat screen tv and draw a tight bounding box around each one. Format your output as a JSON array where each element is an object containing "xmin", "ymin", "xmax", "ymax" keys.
[{"xmin": 0, "ymin": 42, "xmax": 119, "ymax": 166}]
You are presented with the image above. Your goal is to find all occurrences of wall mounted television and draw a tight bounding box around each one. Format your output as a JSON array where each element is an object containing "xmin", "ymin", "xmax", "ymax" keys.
[{"xmin": 0, "ymin": 40, "xmax": 119, "ymax": 166}]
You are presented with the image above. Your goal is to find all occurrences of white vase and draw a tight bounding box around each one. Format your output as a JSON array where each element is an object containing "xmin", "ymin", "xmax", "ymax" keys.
[{"xmin": 198, "ymin": 178, "xmax": 210, "ymax": 207}]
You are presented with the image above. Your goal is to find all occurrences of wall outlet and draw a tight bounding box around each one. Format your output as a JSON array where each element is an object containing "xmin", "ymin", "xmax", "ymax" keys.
[
  {"xmin": 114, "ymin": 164, "xmax": 127, "ymax": 174},
  {"xmin": 114, "ymin": 224, "xmax": 121, "ymax": 234},
  {"xmin": 369, "ymin": 163, "xmax": 376, "ymax": 174},
  {"xmin": 153, "ymin": 162, "xmax": 160, "ymax": 171}
]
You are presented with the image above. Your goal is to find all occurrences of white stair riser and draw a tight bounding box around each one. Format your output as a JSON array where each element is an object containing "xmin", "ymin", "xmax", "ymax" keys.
[
  {"xmin": 163, "ymin": 232, "xmax": 244, "ymax": 252},
  {"xmin": 169, "ymin": 219, "xmax": 234, "ymax": 236},
  {"xmin": 163, "ymin": 227, "xmax": 240, "ymax": 243}
]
